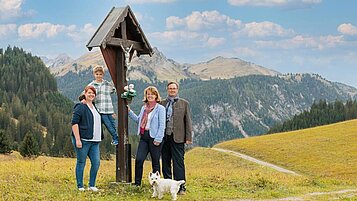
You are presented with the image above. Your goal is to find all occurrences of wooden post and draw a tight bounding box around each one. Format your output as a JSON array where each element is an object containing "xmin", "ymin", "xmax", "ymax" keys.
[{"xmin": 115, "ymin": 49, "xmax": 127, "ymax": 182}]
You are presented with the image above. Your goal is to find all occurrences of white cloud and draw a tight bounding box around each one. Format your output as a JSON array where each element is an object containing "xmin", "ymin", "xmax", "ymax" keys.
[
  {"xmin": 0, "ymin": 24, "xmax": 17, "ymax": 38},
  {"xmin": 150, "ymin": 30, "xmax": 224, "ymax": 48},
  {"xmin": 255, "ymin": 35, "xmax": 344, "ymax": 50},
  {"xmin": 0, "ymin": 0, "xmax": 34, "ymax": 21},
  {"xmin": 67, "ymin": 23, "xmax": 97, "ymax": 44},
  {"xmin": 125, "ymin": 0, "xmax": 175, "ymax": 4},
  {"xmin": 151, "ymin": 30, "xmax": 202, "ymax": 42},
  {"xmin": 236, "ymin": 21, "xmax": 294, "ymax": 38},
  {"xmin": 0, "ymin": 0, "xmax": 22, "ymax": 20},
  {"xmin": 338, "ymin": 23, "xmax": 357, "ymax": 36},
  {"xmin": 207, "ymin": 37, "xmax": 226, "ymax": 47},
  {"xmin": 228, "ymin": 0, "xmax": 321, "ymax": 7},
  {"xmin": 166, "ymin": 10, "xmax": 241, "ymax": 31},
  {"xmin": 18, "ymin": 23, "xmax": 74, "ymax": 39}
]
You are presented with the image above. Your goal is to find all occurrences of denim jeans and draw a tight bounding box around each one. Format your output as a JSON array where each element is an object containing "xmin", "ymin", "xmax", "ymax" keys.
[
  {"xmin": 101, "ymin": 114, "xmax": 118, "ymax": 141},
  {"xmin": 72, "ymin": 136, "xmax": 100, "ymax": 188}
]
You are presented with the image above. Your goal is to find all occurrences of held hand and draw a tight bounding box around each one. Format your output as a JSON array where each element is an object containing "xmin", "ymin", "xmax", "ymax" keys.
[
  {"xmin": 112, "ymin": 113, "xmax": 117, "ymax": 119},
  {"xmin": 76, "ymin": 140, "xmax": 82, "ymax": 148},
  {"xmin": 153, "ymin": 141, "xmax": 160, "ymax": 146},
  {"xmin": 185, "ymin": 140, "xmax": 192, "ymax": 145},
  {"xmin": 127, "ymin": 105, "xmax": 131, "ymax": 112},
  {"xmin": 81, "ymin": 99, "xmax": 87, "ymax": 104}
]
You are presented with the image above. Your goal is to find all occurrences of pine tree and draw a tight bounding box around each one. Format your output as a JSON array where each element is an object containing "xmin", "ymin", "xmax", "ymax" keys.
[
  {"xmin": 20, "ymin": 132, "xmax": 39, "ymax": 158},
  {"xmin": 0, "ymin": 130, "xmax": 12, "ymax": 154}
]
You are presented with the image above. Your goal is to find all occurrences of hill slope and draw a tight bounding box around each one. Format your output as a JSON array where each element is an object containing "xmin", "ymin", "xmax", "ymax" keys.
[
  {"xmin": 215, "ymin": 119, "xmax": 357, "ymax": 181},
  {"xmin": 0, "ymin": 47, "xmax": 75, "ymax": 156}
]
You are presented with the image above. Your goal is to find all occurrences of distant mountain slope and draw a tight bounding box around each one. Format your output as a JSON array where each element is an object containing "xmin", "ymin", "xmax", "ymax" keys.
[
  {"xmin": 48, "ymin": 47, "xmax": 278, "ymax": 81},
  {"xmin": 188, "ymin": 56, "xmax": 280, "ymax": 80},
  {"xmin": 215, "ymin": 119, "xmax": 357, "ymax": 181}
]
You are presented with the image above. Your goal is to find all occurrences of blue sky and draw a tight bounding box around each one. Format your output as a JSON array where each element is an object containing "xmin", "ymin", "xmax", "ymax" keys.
[{"xmin": 1, "ymin": 0, "xmax": 357, "ymax": 87}]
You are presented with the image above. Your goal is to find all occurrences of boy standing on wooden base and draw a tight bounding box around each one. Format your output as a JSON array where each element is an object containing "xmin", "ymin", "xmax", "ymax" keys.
[{"xmin": 87, "ymin": 65, "xmax": 119, "ymax": 146}]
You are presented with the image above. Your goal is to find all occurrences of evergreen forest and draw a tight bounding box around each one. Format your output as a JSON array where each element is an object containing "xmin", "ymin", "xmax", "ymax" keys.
[{"xmin": 267, "ymin": 99, "xmax": 357, "ymax": 134}]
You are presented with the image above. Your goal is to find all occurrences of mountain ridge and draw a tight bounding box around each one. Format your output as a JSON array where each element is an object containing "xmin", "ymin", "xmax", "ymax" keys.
[{"xmin": 47, "ymin": 47, "xmax": 280, "ymax": 81}]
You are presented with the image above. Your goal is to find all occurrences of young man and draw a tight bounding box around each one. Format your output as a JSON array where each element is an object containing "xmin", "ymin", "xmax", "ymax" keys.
[
  {"xmin": 161, "ymin": 81, "xmax": 192, "ymax": 195},
  {"xmin": 87, "ymin": 66, "xmax": 119, "ymax": 145}
]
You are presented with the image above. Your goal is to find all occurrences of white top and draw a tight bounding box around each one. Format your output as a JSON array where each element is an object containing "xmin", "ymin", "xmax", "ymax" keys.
[
  {"xmin": 84, "ymin": 105, "xmax": 102, "ymax": 142},
  {"xmin": 145, "ymin": 110, "xmax": 154, "ymax": 130}
]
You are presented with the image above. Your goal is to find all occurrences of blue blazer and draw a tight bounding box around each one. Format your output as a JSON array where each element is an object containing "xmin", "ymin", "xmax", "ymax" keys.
[
  {"xmin": 71, "ymin": 103, "xmax": 103, "ymax": 140},
  {"xmin": 128, "ymin": 104, "xmax": 166, "ymax": 143}
]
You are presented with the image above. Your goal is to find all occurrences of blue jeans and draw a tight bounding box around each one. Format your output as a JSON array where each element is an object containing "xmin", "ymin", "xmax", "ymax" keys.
[
  {"xmin": 101, "ymin": 114, "xmax": 118, "ymax": 141},
  {"xmin": 72, "ymin": 136, "xmax": 100, "ymax": 188}
]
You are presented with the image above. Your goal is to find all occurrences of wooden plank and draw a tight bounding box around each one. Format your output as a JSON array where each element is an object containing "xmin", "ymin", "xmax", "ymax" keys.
[{"xmin": 107, "ymin": 38, "xmax": 146, "ymax": 52}]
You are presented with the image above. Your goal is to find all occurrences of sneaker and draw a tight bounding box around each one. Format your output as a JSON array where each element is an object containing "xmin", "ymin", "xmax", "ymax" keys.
[
  {"xmin": 78, "ymin": 187, "xmax": 85, "ymax": 191},
  {"xmin": 111, "ymin": 139, "xmax": 118, "ymax": 146},
  {"xmin": 88, "ymin": 187, "xmax": 99, "ymax": 192}
]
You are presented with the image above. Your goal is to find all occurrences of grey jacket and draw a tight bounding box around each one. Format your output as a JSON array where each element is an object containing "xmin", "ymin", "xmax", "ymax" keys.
[{"xmin": 161, "ymin": 98, "xmax": 192, "ymax": 143}]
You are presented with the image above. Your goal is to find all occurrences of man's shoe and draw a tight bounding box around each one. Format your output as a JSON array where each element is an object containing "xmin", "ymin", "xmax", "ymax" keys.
[
  {"xmin": 111, "ymin": 139, "xmax": 118, "ymax": 146},
  {"xmin": 88, "ymin": 187, "xmax": 99, "ymax": 192},
  {"xmin": 78, "ymin": 187, "xmax": 85, "ymax": 191}
]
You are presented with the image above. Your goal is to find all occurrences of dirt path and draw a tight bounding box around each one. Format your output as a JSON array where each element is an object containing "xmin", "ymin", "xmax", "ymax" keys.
[
  {"xmin": 212, "ymin": 148, "xmax": 357, "ymax": 200},
  {"xmin": 211, "ymin": 147, "xmax": 301, "ymax": 176}
]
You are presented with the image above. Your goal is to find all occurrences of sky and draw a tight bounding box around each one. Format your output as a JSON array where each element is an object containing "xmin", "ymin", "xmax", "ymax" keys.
[{"xmin": 1, "ymin": 0, "xmax": 357, "ymax": 87}]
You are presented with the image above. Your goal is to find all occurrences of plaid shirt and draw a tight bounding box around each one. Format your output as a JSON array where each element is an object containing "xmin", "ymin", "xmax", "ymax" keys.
[{"xmin": 88, "ymin": 80, "xmax": 116, "ymax": 114}]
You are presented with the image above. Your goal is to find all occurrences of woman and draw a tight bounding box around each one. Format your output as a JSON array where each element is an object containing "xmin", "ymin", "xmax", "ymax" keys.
[
  {"xmin": 71, "ymin": 85, "xmax": 103, "ymax": 192},
  {"xmin": 128, "ymin": 86, "xmax": 166, "ymax": 186}
]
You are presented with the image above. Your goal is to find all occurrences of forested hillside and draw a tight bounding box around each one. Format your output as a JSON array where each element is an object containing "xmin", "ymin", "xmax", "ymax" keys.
[
  {"xmin": 0, "ymin": 47, "xmax": 79, "ymax": 156},
  {"xmin": 267, "ymin": 99, "xmax": 357, "ymax": 134}
]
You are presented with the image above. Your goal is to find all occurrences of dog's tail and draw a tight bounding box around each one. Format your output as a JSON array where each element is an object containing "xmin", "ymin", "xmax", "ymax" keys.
[{"xmin": 177, "ymin": 180, "xmax": 185, "ymax": 185}]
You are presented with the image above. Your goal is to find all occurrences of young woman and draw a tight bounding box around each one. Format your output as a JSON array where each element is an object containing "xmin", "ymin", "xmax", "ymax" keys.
[
  {"xmin": 71, "ymin": 85, "xmax": 103, "ymax": 192},
  {"xmin": 128, "ymin": 86, "xmax": 166, "ymax": 186}
]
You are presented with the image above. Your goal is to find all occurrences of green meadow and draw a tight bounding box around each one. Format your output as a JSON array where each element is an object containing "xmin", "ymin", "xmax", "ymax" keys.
[{"xmin": 1, "ymin": 120, "xmax": 357, "ymax": 200}]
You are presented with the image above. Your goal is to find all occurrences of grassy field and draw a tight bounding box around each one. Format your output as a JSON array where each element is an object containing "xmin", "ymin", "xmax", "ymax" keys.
[
  {"xmin": 215, "ymin": 119, "xmax": 357, "ymax": 183},
  {"xmin": 1, "ymin": 120, "xmax": 357, "ymax": 200}
]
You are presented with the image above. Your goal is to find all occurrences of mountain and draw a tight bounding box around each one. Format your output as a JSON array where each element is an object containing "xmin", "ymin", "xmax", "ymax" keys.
[
  {"xmin": 41, "ymin": 53, "xmax": 73, "ymax": 69},
  {"xmin": 48, "ymin": 47, "xmax": 357, "ymax": 147},
  {"xmin": 56, "ymin": 71, "xmax": 357, "ymax": 147},
  {"xmin": 0, "ymin": 46, "xmax": 75, "ymax": 156},
  {"xmin": 48, "ymin": 47, "xmax": 278, "ymax": 81},
  {"xmin": 188, "ymin": 56, "xmax": 280, "ymax": 80}
]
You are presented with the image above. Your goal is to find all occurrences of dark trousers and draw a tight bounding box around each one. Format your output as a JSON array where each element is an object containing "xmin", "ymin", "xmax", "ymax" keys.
[
  {"xmin": 162, "ymin": 134, "xmax": 186, "ymax": 181},
  {"xmin": 135, "ymin": 131, "xmax": 162, "ymax": 185}
]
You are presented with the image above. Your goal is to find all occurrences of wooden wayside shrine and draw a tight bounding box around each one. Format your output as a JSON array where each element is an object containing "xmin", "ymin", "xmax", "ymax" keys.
[{"xmin": 86, "ymin": 5, "xmax": 153, "ymax": 182}]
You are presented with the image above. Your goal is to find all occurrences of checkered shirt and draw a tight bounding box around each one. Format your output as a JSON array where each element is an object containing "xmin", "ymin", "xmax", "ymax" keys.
[{"xmin": 88, "ymin": 80, "xmax": 116, "ymax": 114}]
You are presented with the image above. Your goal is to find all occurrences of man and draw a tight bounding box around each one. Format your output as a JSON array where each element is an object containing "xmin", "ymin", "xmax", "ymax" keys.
[{"xmin": 161, "ymin": 81, "xmax": 192, "ymax": 195}]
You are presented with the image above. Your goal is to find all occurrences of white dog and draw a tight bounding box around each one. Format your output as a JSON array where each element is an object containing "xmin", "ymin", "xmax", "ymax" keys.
[{"xmin": 148, "ymin": 171, "xmax": 185, "ymax": 201}]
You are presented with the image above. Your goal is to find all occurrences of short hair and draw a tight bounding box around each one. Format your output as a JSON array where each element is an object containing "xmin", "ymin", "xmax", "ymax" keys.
[
  {"xmin": 84, "ymin": 85, "xmax": 96, "ymax": 96},
  {"xmin": 142, "ymin": 86, "xmax": 161, "ymax": 103},
  {"xmin": 167, "ymin": 81, "xmax": 179, "ymax": 89},
  {"xmin": 93, "ymin": 65, "xmax": 104, "ymax": 74}
]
